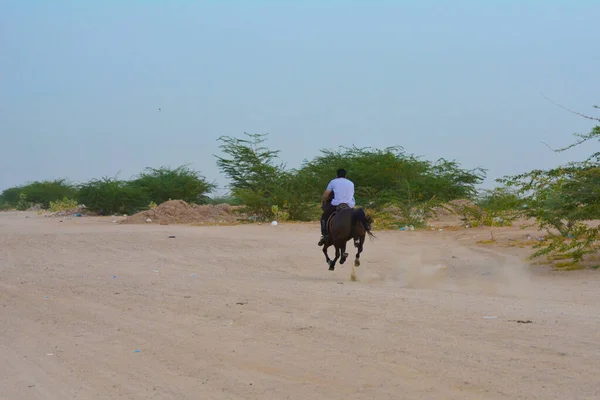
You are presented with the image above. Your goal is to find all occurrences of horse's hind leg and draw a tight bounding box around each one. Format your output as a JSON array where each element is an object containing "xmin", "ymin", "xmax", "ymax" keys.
[
  {"xmin": 354, "ymin": 235, "xmax": 365, "ymax": 267},
  {"xmin": 340, "ymin": 241, "xmax": 348, "ymax": 265}
]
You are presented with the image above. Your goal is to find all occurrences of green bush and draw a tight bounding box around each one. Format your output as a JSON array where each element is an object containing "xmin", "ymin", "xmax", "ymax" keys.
[
  {"xmin": 76, "ymin": 165, "xmax": 216, "ymax": 216},
  {"xmin": 77, "ymin": 177, "xmax": 148, "ymax": 216},
  {"xmin": 298, "ymin": 146, "xmax": 485, "ymax": 210},
  {"xmin": 0, "ymin": 186, "xmax": 23, "ymax": 207},
  {"xmin": 130, "ymin": 165, "xmax": 216, "ymax": 205},
  {"xmin": 0, "ymin": 179, "xmax": 76, "ymax": 209},
  {"xmin": 49, "ymin": 198, "xmax": 79, "ymax": 213},
  {"xmin": 214, "ymin": 133, "xmax": 486, "ymax": 222},
  {"xmin": 446, "ymin": 187, "xmax": 525, "ymax": 228}
]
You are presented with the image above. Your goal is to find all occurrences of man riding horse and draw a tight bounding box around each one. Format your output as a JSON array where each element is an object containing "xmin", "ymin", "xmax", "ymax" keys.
[{"xmin": 318, "ymin": 168, "xmax": 356, "ymax": 246}]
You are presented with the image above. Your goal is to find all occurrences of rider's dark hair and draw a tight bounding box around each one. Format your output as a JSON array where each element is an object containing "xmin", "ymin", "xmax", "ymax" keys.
[{"xmin": 336, "ymin": 168, "xmax": 347, "ymax": 178}]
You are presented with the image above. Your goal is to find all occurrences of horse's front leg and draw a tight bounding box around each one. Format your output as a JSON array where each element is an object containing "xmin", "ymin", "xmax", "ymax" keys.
[
  {"xmin": 328, "ymin": 245, "xmax": 341, "ymax": 271},
  {"xmin": 322, "ymin": 243, "xmax": 332, "ymax": 266},
  {"xmin": 354, "ymin": 234, "xmax": 365, "ymax": 267}
]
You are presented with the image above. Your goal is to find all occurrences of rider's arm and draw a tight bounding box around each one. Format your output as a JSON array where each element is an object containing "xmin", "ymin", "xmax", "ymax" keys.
[{"xmin": 323, "ymin": 180, "xmax": 334, "ymax": 201}]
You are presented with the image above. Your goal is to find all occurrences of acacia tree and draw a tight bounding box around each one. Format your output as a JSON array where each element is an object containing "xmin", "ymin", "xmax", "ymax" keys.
[
  {"xmin": 498, "ymin": 103, "xmax": 600, "ymax": 263},
  {"xmin": 214, "ymin": 133, "xmax": 290, "ymax": 219}
]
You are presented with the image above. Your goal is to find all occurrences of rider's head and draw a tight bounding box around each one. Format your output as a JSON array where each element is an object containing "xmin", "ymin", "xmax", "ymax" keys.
[{"xmin": 336, "ymin": 168, "xmax": 347, "ymax": 178}]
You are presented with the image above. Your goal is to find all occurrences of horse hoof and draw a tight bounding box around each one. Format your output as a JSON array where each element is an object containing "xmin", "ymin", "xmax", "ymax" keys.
[
  {"xmin": 329, "ymin": 265, "xmax": 335, "ymax": 271},
  {"xmin": 354, "ymin": 259, "xmax": 360, "ymax": 267}
]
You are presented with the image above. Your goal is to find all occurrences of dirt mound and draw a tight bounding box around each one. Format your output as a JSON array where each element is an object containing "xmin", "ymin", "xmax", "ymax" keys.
[{"xmin": 122, "ymin": 200, "xmax": 239, "ymax": 225}]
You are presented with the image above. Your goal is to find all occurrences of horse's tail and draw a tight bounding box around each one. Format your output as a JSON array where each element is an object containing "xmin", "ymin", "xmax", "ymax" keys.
[{"xmin": 353, "ymin": 208, "xmax": 376, "ymax": 240}]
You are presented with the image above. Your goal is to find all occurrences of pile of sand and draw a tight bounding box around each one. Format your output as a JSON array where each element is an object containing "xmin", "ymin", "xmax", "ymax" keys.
[{"xmin": 121, "ymin": 200, "xmax": 240, "ymax": 225}]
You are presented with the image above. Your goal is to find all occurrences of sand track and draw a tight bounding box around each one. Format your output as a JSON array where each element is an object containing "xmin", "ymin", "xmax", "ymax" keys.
[{"xmin": 1, "ymin": 212, "xmax": 599, "ymax": 399}]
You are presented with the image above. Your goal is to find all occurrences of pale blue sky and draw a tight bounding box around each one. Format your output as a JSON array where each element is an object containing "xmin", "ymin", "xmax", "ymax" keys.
[{"xmin": 1, "ymin": 1, "xmax": 598, "ymax": 193}]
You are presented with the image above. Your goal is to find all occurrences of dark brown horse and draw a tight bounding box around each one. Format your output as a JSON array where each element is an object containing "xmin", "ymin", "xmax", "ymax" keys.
[{"xmin": 321, "ymin": 203, "xmax": 375, "ymax": 271}]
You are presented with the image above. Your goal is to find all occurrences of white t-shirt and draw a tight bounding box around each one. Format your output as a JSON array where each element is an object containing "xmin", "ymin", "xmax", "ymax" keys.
[{"xmin": 327, "ymin": 178, "xmax": 356, "ymax": 208}]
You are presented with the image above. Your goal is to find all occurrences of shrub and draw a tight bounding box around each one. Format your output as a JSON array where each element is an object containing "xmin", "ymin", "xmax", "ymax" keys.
[
  {"xmin": 298, "ymin": 146, "xmax": 486, "ymax": 211},
  {"xmin": 214, "ymin": 133, "xmax": 487, "ymax": 223},
  {"xmin": 16, "ymin": 192, "xmax": 31, "ymax": 211},
  {"xmin": 130, "ymin": 165, "xmax": 216, "ymax": 205},
  {"xmin": 446, "ymin": 187, "xmax": 524, "ymax": 228},
  {"xmin": 77, "ymin": 177, "xmax": 148, "ymax": 216},
  {"xmin": 0, "ymin": 179, "xmax": 76, "ymax": 209},
  {"xmin": 49, "ymin": 197, "xmax": 79, "ymax": 213},
  {"xmin": 0, "ymin": 186, "xmax": 24, "ymax": 207}
]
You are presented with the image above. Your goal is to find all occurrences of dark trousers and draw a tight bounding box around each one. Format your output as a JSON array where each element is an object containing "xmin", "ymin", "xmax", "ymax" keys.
[{"xmin": 320, "ymin": 203, "xmax": 336, "ymax": 236}]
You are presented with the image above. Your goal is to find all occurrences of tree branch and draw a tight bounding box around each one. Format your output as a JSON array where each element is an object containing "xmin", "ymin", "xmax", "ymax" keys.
[{"xmin": 540, "ymin": 93, "xmax": 600, "ymax": 122}]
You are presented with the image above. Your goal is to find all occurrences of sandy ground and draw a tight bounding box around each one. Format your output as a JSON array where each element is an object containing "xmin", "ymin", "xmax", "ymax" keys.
[{"xmin": 1, "ymin": 212, "xmax": 599, "ymax": 400}]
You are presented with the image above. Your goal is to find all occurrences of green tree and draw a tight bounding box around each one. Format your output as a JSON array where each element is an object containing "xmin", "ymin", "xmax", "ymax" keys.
[
  {"xmin": 214, "ymin": 133, "xmax": 289, "ymax": 219},
  {"xmin": 498, "ymin": 103, "xmax": 600, "ymax": 263}
]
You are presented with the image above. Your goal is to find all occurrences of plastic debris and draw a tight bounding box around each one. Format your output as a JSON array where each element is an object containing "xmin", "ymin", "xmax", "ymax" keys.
[
  {"xmin": 271, "ymin": 221, "xmax": 278, "ymax": 226},
  {"xmin": 146, "ymin": 218, "xmax": 152, "ymax": 223},
  {"xmin": 134, "ymin": 349, "xmax": 140, "ymax": 353}
]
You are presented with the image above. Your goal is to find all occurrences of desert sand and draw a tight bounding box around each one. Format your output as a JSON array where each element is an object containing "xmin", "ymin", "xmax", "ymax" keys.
[{"xmin": 1, "ymin": 211, "xmax": 599, "ymax": 399}]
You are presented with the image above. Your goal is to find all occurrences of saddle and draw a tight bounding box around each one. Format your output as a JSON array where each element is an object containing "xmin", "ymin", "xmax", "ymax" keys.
[
  {"xmin": 326, "ymin": 203, "xmax": 353, "ymax": 229},
  {"xmin": 336, "ymin": 203, "xmax": 350, "ymax": 211}
]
